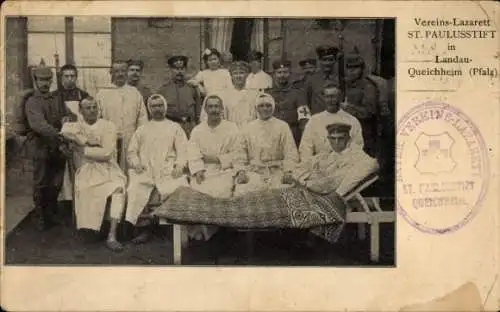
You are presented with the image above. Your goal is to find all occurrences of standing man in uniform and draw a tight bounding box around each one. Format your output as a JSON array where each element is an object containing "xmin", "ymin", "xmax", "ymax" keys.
[
  {"xmin": 245, "ymin": 50, "xmax": 273, "ymax": 91},
  {"xmin": 343, "ymin": 53, "xmax": 391, "ymax": 158},
  {"xmin": 265, "ymin": 59, "xmax": 310, "ymax": 146},
  {"xmin": 25, "ymin": 66, "xmax": 70, "ymax": 230},
  {"xmin": 291, "ymin": 57, "xmax": 317, "ymax": 89},
  {"xmin": 127, "ymin": 59, "xmax": 152, "ymax": 115},
  {"xmin": 158, "ymin": 55, "xmax": 201, "ymax": 137},
  {"xmin": 303, "ymin": 45, "xmax": 340, "ymax": 114}
]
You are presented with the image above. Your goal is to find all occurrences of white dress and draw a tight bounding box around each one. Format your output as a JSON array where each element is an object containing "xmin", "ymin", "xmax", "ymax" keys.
[
  {"xmin": 193, "ymin": 68, "xmax": 233, "ymax": 96},
  {"xmin": 125, "ymin": 119, "xmax": 190, "ymax": 225}
]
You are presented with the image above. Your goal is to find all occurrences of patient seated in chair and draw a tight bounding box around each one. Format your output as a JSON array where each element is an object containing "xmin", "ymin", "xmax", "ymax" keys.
[{"xmin": 291, "ymin": 122, "xmax": 379, "ymax": 196}]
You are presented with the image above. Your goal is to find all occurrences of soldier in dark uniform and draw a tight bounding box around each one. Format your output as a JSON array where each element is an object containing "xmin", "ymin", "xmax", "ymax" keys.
[
  {"xmin": 303, "ymin": 45, "xmax": 340, "ymax": 114},
  {"xmin": 157, "ymin": 55, "xmax": 201, "ymax": 137},
  {"xmin": 52, "ymin": 64, "xmax": 90, "ymax": 121},
  {"xmin": 127, "ymin": 59, "xmax": 153, "ymax": 114},
  {"xmin": 265, "ymin": 60, "xmax": 310, "ymax": 146},
  {"xmin": 291, "ymin": 57, "xmax": 317, "ymax": 89},
  {"xmin": 343, "ymin": 53, "xmax": 392, "ymax": 159},
  {"xmin": 25, "ymin": 67, "xmax": 71, "ymax": 230}
]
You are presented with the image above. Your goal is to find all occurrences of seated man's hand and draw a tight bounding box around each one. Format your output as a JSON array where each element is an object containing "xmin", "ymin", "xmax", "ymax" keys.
[
  {"xmin": 186, "ymin": 79, "xmax": 199, "ymax": 87},
  {"xmin": 171, "ymin": 165, "xmax": 185, "ymax": 179},
  {"xmin": 234, "ymin": 170, "xmax": 249, "ymax": 184},
  {"xmin": 193, "ymin": 170, "xmax": 206, "ymax": 185},
  {"xmin": 86, "ymin": 135, "xmax": 100, "ymax": 146},
  {"xmin": 281, "ymin": 171, "xmax": 295, "ymax": 185},
  {"xmin": 202, "ymin": 153, "xmax": 220, "ymax": 164}
]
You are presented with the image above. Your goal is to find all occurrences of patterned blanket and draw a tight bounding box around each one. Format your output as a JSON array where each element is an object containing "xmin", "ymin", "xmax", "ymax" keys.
[{"xmin": 152, "ymin": 185, "xmax": 347, "ymax": 242}]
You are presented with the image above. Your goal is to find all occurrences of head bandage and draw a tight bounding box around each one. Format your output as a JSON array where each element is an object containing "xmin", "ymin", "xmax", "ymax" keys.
[
  {"xmin": 200, "ymin": 93, "xmax": 226, "ymax": 122},
  {"xmin": 146, "ymin": 94, "xmax": 168, "ymax": 114},
  {"xmin": 255, "ymin": 93, "xmax": 275, "ymax": 111}
]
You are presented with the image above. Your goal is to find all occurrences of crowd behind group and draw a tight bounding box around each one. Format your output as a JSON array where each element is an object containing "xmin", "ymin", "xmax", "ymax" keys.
[{"xmin": 17, "ymin": 44, "xmax": 394, "ymax": 251}]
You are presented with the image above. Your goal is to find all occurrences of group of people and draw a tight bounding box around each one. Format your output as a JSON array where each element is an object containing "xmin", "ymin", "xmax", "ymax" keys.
[{"xmin": 21, "ymin": 44, "xmax": 392, "ymax": 252}]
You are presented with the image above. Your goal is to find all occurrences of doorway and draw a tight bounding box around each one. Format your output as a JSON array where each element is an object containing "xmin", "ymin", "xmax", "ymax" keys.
[{"xmin": 230, "ymin": 18, "xmax": 254, "ymax": 61}]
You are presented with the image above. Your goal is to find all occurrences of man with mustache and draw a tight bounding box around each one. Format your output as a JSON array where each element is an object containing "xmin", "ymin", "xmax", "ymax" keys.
[
  {"xmin": 187, "ymin": 94, "xmax": 244, "ymax": 241},
  {"xmin": 265, "ymin": 59, "xmax": 310, "ymax": 146},
  {"xmin": 292, "ymin": 57, "xmax": 317, "ymax": 89},
  {"xmin": 233, "ymin": 93, "xmax": 299, "ymax": 196},
  {"xmin": 342, "ymin": 53, "xmax": 392, "ymax": 159},
  {"xmin": 126, "ymin": 59, "xmax": 152, "ymax": 116},
  {"xmin": 158, "ymin": 55, "xmax": 201, "ymax": 137},
  {"xmin": 96, "ymin": 60, "xmax": 149, "ymax": 171},
  {"xmin": 125, "ymin": 94, "xmax": 190, "ymax": 244},
  {"xmin": 302, "ymin": 45, "xmax": 340, "ymax": 114},
  {"xmin": 25, "ymin": 66, "xmax": 71, "ymax": 230}
]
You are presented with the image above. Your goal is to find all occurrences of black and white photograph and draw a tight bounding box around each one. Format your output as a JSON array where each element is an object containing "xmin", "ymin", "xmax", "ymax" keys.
[{"xmin": 4, "ymin": 16, "xmax": 396, "ymax": 266}]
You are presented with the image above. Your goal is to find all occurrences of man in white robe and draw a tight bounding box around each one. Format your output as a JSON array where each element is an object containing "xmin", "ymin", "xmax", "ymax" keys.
[
  {"xmin": 125, "ymin": 94, "xmax": 190, "ymax": 244},
  {"xmin": 60, "ymin": 97, "xmax": 127, "ymax": 252},
  {"xmin": 96, "ymin": 60, "xmax": 149, "ymax": 171},
  {"xmin": 292, "ymin": 122, "xmax": 379, "ymax": 196},
  {"xmin": 299, "ymin": 84, "xmax": 364, "ymax": 163},
  {"xmin": 234, "ymin": 93, "xmax": 300, "ymax": 196},
  {"xmin": 187, "ymin": 94, "xmax": 244, "ymax": 241}
]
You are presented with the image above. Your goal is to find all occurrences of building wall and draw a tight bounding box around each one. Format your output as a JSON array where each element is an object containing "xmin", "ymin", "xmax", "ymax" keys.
[
  {"xmin": 5, "ymin": 17, "xmax": 27, "ymax": 136},
  {"xmin": 268, "ymin": 19, "xmax": 379, "ymax": 75},
  {"xmin": 112, "ymin": 18, "xmax": 381, "ymax": 91},
  {"xmin": 112, "ymin": 18, "xmax": 202, "ymax": 93}
]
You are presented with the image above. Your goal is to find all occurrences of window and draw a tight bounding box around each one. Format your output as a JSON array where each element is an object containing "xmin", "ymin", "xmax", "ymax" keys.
[
  {"xmin": 26, "ymin": 16, "xmax": 112, "ymax": 96},
  {"xmin": 27, "ymin": 17, "xmax": 66, "ymax": 91}
]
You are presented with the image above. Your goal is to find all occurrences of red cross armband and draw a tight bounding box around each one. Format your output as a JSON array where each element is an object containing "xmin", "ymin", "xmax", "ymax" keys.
[{"xmin": 297, "ymin": 105, "xmax": 311, "ymax": 120}]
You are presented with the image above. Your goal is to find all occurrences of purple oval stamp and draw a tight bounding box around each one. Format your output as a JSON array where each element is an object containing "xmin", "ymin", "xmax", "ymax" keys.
[{"xmin": 396, "ymin": 101, "xmax": 490, "ymax": 234}]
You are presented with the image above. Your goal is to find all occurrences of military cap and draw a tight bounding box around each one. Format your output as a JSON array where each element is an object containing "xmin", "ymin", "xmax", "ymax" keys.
[
  {"xmin": 33, "ymin": 66, "xmax": 53, "ymax": 79},
  {"xmin": 229, "ymin": 61, "xmax": 250, "ymax": 73},
  {"xmin": 326, "ymin": 123, "xmax": 352, "ymax": 135},
  {"xmin": 127, "ymin": 59, "xmax": 144, "ymax": 69},
  {"xmin": 248, "ymin": 50, "xmax": 264, "ymax": 61},
  {"xmin": 316, "ymin": 45, "xmax": 339, "ymax": 59},
  {"xmin": 345, "ymin": 53, "xmax": 365, "ymax": 68},
  {"xmin": 167, "ymin": 55, "xmax": 189, "ymax": 68},
  {"xmin": 272, "ymin": 59, "xmax": 292, "ymax": 70},
  {"xmin": 299, "ymin": 58, "xmax": 317, "ymax": 67}
]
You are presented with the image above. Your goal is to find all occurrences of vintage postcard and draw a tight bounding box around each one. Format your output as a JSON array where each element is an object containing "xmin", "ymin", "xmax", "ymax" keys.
[{"xmin": 0, "ymin": 1, "xmax": 498, "ymax": 311}]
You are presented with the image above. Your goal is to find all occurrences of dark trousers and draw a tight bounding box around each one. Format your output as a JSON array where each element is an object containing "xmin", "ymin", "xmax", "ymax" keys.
[{"xmin": 32, "ymin": 153, "xmax": 67, "ymax": 220}]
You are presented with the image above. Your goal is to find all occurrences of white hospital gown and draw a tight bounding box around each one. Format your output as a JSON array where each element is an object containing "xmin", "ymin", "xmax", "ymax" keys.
[
  {"xmin": 125, "ymin": 119, "xmax": 189, "ymax": 225},
  {"xmin": 293, "ymin": 145, "xmax": 379, "ymax": 196},
  {"xmin": 96, "ymin": 84, "xmax": 148, "ymax": 170},
  {"xmin": 299, "ymin": 109, "xmax": 364, "ymax": 163},
  {"xmin": 235, "ymin": 117, "xmax": 300, "ymax": 196},
  {"xmin": 188, "ymin": 120, "xmax": 244, "ymax": 198},
  {"xmin": 69, "ymin": 119, "xmax": 127, "ymax": 231}
]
